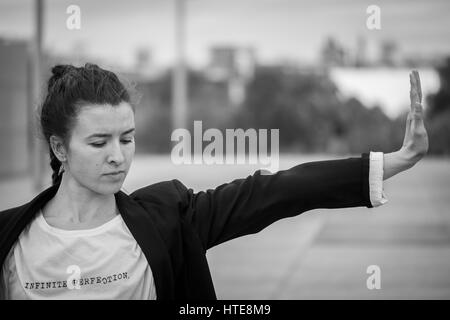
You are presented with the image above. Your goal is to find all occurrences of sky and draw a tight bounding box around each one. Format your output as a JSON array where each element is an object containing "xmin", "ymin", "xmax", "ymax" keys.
[
  {"xmin": 1, "ymin": 0, "xmax": 450, "ymax": 68},
  {"xmin": 330, "ymin": 67, "xmax": 440, "ymax": 118}
]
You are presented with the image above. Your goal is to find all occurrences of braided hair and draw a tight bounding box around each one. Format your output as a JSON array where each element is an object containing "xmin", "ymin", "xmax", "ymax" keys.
[{"xmin": 39, "ymin": 63, "xmax": 133, "ymax": 185}]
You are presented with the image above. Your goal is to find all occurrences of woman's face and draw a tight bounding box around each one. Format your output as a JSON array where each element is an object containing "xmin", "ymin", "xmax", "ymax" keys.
[{"xmin": 63, "ymin": 102, "xmax": 135, "ymax": 195}]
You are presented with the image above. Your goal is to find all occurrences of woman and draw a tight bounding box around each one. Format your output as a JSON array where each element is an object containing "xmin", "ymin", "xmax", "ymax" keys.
[{"xmin": 0, "ymin": 64, "xmax": 428, "ymax": 300}]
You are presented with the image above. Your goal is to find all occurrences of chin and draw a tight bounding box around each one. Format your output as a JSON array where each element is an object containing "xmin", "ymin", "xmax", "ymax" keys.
[{"xmin": 92, "ymin": 180, "xmax": 125, "ymax": 195}]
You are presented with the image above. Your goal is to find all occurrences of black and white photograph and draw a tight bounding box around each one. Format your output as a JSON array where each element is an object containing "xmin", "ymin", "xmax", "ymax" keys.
[{"xmin": 0, "ymin": 0, "xmax": 449, "ymax": 304}]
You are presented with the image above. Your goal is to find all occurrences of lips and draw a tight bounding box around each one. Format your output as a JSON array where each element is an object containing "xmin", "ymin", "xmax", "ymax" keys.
[{"xmin": 103, "ymin": 171, "xmax": 125, "ymax": 176}]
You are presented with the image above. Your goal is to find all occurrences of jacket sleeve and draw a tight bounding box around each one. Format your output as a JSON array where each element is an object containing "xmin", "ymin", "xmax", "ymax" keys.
[{"xmin": 171, "ymin": 153, "xmax": 373, "ymax": 251}]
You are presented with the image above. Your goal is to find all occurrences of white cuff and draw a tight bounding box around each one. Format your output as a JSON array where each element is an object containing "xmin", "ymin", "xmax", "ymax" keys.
[{"xmin": 369, "ymin": 151, "xmax": 388, "ymax": 207}]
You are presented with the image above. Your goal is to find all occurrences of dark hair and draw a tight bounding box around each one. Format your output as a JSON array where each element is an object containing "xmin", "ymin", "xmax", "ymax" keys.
[{"xmin": 39, "ymin": 63, "xmax": 133, "ymax": 185}]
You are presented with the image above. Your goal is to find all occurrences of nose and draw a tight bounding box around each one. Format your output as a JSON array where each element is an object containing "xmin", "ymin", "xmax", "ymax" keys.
[{"xmin": 107, "ymin": 140, "xmax": 125, "ymax": 165}]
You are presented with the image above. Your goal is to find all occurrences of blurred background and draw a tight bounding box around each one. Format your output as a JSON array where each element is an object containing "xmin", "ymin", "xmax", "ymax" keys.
[{"xmin": 1, "ymin": 0, "xmax": 449, "ymax": 299}]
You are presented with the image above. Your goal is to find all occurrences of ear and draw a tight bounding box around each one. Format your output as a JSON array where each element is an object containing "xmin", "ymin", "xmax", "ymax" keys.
[{"xmin": 49, "ymin": 135, "xmax": 67, "ymax": 162}]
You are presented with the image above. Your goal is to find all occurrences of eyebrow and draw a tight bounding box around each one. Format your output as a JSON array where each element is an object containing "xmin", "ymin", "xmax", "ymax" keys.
[{"xmin": 86, "ymin": 128, "xmax": 135, "ymax": 139}]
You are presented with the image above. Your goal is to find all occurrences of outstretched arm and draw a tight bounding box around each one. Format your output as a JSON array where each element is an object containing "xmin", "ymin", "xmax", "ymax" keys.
[
  {"xmin": 168, "ymin": 154, "xmax": 374, "ymax": 250},
  {"xmin": 134, "ymin": 71, "xmax": 429, "ymax": 250},
  {"xmin": 383, "ymin": 70, "xmax": 429, "ymax": 180}
]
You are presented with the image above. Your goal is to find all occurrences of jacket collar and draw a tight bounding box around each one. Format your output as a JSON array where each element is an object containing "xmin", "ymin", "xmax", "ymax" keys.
[{"xmin": 0, "ymin": 183, "xmax": 174, "ymax": 300}]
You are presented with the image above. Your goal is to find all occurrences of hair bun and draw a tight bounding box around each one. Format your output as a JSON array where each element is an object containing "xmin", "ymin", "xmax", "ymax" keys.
[{"xmin": 51, "ymin": 65, "xmax": 73, "ymax": 78}]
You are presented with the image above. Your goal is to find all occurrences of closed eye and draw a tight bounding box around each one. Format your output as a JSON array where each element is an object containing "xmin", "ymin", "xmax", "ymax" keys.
[
  {"xmin": 90, "ymin": 137, "xmax": 134, "ymax": 147},
  {"xmin": 121, "ymin": 137, "xmax": 135, "ymax": 144},
  {"xmin": 90, "ymin": 142, "xmax": 106, "ymax": 147}
]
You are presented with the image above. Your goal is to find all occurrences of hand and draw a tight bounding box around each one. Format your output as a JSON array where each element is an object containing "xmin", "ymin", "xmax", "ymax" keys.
[
  {"xmin": 399, "ymin": 70, "xmax": 429, "ymax": 165},
  {"xmin": 383, "ymin": 70, "xmax": 429, "ymax": 180}
]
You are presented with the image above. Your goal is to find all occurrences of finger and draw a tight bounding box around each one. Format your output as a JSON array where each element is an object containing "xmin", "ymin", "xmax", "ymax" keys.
[
  {"xmin": 410, "ymin": 106, "xmax": 424, "ymax": 141},
  {"xmin": 406, "ymin": 111, "xmax": 413, "ymax": 126},
  {"xmin": 403, "ymin": 113, "xmax": 412, "ymax": 144},
  {"xmin": 411, "ymin": 114, "xmax": 424, "ymax": 135},
  {"xmin": 409, "ymin": 73, "xmax": 418, "ymax": 111},
  {"xmin": 403, "ymin": 112, "xmax": 420, "ymax": 148},
  {"xmin": 413, "ymin": 70, "xmax": 422, "ymax": 103},
  {"xmin": 412, "ymin": 101, "xmax": 424, "ymax": 118},
  {"xmin": 410, "ymin": 73, "xmax": 421, "ymax": 103}
]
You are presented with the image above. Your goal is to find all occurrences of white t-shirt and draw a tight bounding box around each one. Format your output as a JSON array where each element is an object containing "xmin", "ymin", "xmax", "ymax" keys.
[{"xmin": 0, "ymin": 210, "xmax": 157, "ymax": 300}]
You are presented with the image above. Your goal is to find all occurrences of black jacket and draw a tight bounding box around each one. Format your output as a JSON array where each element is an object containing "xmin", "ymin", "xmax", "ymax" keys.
[{"xmin": 0, "ymin": 153, "xmax": 373, "ymax": 300}]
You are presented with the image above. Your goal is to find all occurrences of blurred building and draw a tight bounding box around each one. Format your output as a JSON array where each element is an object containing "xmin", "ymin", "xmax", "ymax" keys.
[
  {"xmin": 354, "ymin": 36, "xmax": 368, "ymax": 68},
  {"xmin": 321, "ymin": 37, "xmax": 348, "ymax": 68},
  {"xmin": 0, "ymin": 38, "xmax": 31, "ymax": 178},
  {"xmin": 132, "ymin": 47, "xmax": 166, "ymax": 80},
  {"xmin": 322, "ymin": 36, "xmax": 405, "ymax": 68},
  {"xmin": 379, "ymin": 40, "xmax": 399, "ymax": 67},
  {"xmin": 206, "ymin": 46, "xmax": 256, "ymax": 106}
]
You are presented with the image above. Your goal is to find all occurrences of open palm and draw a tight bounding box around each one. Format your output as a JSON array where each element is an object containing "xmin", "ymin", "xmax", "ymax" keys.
[{"xmin": 401, "ymin": 70, "xmax": 429, "ymax": 162}]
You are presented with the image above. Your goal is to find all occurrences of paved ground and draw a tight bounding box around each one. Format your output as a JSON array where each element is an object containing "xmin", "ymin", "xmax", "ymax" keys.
[
  {"xmin": 1, "ymin": 154, "xmax": 449, "ymax": 299},
  {"xmin": 206, "ymin": 156, "xmax": 450, "ymax": 299}
]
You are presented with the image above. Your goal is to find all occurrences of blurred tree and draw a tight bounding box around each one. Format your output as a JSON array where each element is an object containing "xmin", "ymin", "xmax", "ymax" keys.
[
  {"xmin": 426, "ymin": 57, "xmax": 450, "ymax": 155},
  {"xmin": 236, "ymin": 65, "xmax": 401, "ymax": 154},
  {"xmin": 134, "ymin": 64, "xmax": 408, "ymax": 155},
  {"xmin": 427, "ymin": 57, "xmax": 450, "ymax": 119}
]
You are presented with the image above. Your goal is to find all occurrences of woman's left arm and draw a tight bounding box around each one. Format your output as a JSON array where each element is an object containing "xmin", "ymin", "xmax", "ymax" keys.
[{"xmin": 383, "ymin": 70, "xmax": 429, "ymax": 180}]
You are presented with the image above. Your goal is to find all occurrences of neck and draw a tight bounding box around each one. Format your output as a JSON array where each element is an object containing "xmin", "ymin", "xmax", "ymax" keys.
[{"xmin": 44, "ymin": 174, "xmax": 117, "ymax": 224}]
